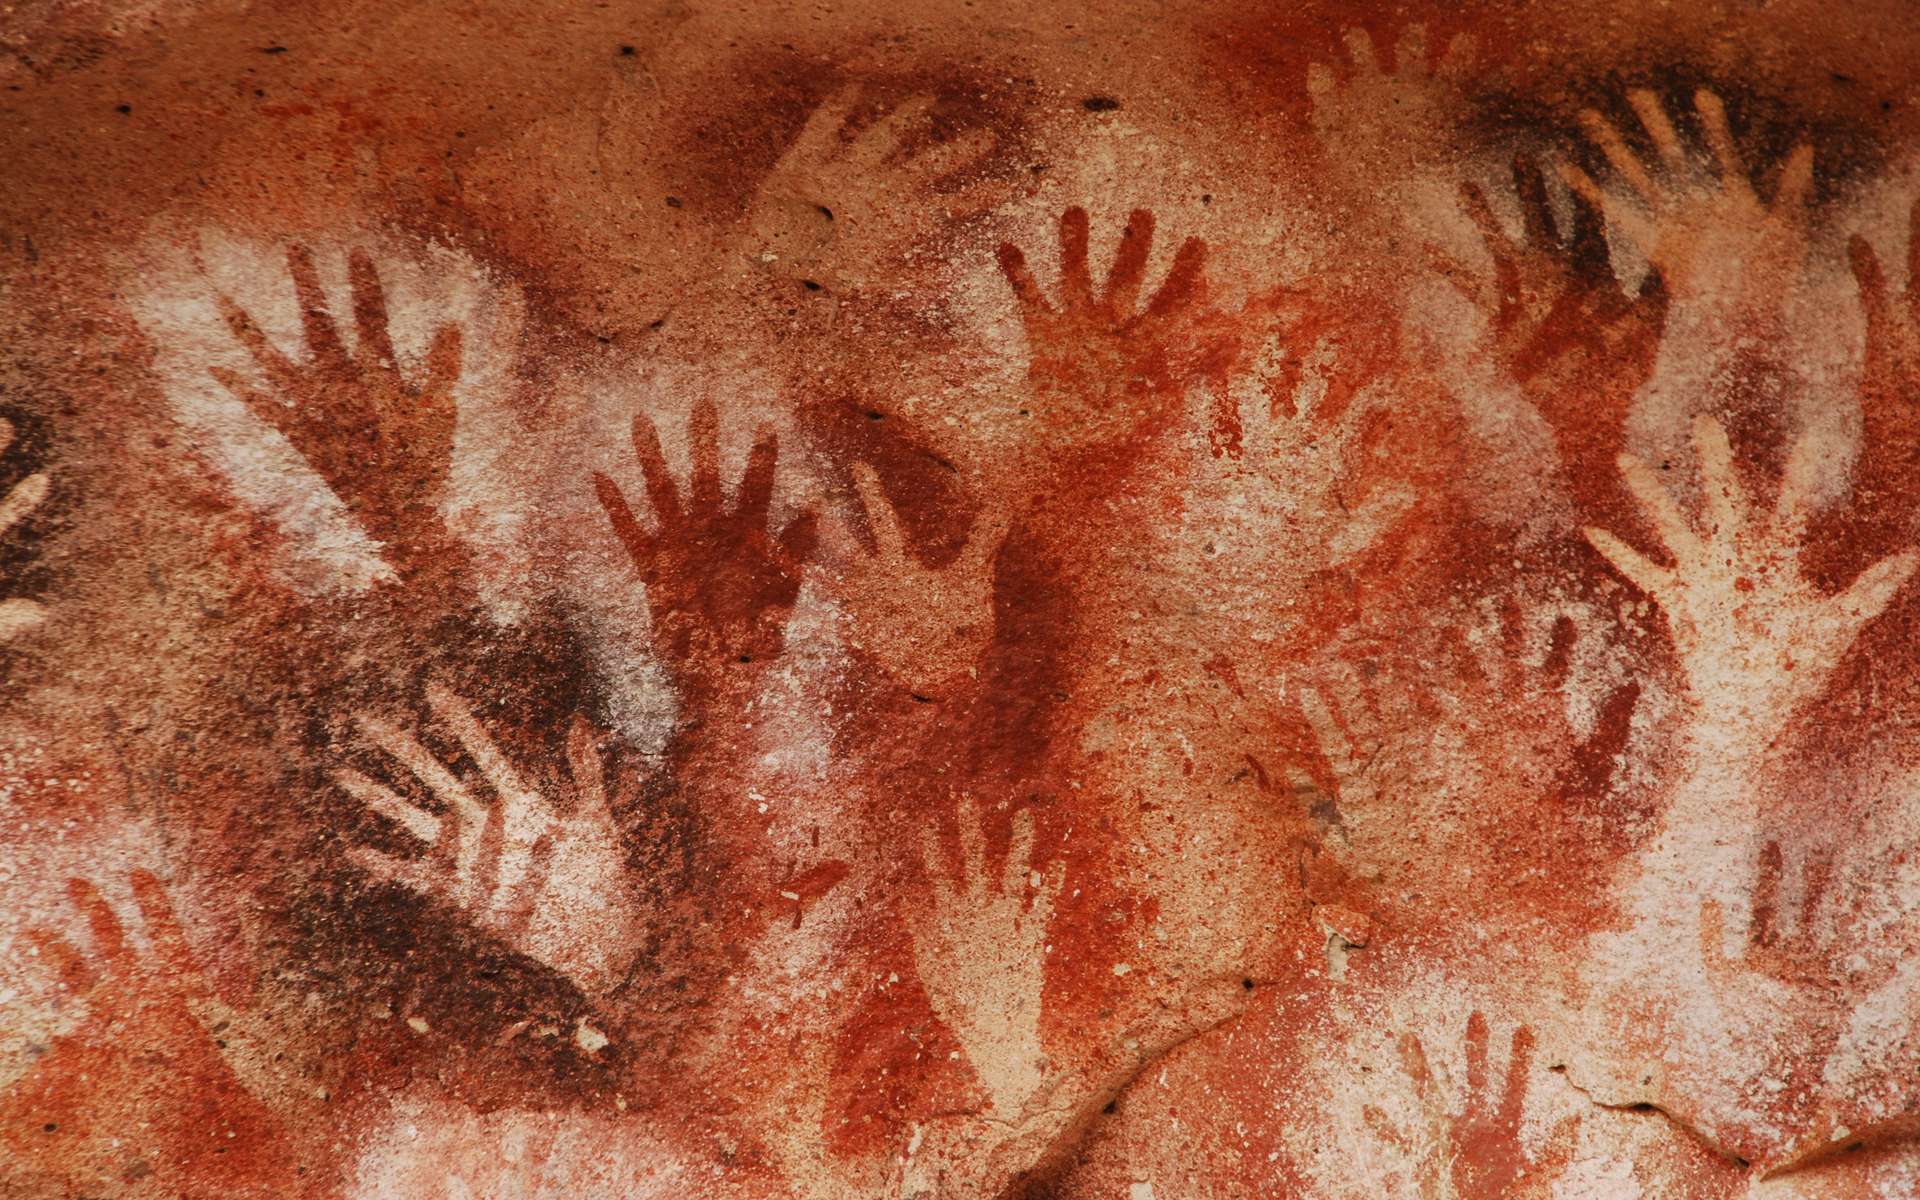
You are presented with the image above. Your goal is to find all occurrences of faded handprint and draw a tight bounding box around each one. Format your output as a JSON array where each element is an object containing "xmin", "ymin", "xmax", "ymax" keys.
[
  {"xmin": 23, "ymin": 871, "xmax": 211, "ymax": 1032},
  {"xmin": 1362, "ymin": 1015, "xmax": 1580, "ymax": 1200},
  {"xmin": 1583, "ymin": 414, "xmax": 1917, "ymax": 753},
  {"xmin": 1845, "ymin": 197, "xmax": 1920, "ymax": 533},
  {"xmin": 1289, "ymin": 676, "xmax": 1388, "ymax": 849},
  {"xmin": 593, "ymin": 397, "xmax": 818, "ymax": 699},
  {"xmin": 828, "ymin": 462, "xmax": 1007, "ymax": 698},
  {"xmin": 1701, "ymin": 839, "xmax": 1836, "ymax": 988},
  {"xmin": 1447, "ymin": 158, "xmax": 1668, "ymax": 515},
  {"xmin": 5, "ymin": 871, "xmax": 300, "ymax": 1194},
  {"xmin": 1307, "ymin": 25, "xmax": 1477, "ymax": 186},
  {"xmin": 1214, "ymin": 322, "xmax": 1416, "ymax": 563},
  {"xmin": 210, "ymin": 245, "xmax": 465, "ymax": 580},
  {"xmin": 1433, "ymin": 595, "xmax": 1641, "ymax": 803},
  {"xmin": 336, "ymin": 682, "xmax": 643, "ymax": 997},
  {"xmin": 0, "ymin": 416, "xmax": 48, "ymax": 641},
  {"xmin": 998, "ymin": 206, "xmax": 1225, "ymax": 456},
  {"xmin": 742, "ymin": 87, "xmax": 1007, "ymax": 292},
  {"xmin": 1561, "ymin": 89, "xmax": 1812, "ymax": 313},
  {"xmin": 909, "ymin": 801, "xmax": 1062, "ymax": 1118}
]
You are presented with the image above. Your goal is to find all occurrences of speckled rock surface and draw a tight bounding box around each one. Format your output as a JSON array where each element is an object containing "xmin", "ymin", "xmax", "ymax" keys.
[{"xmin": 2, "ymin": 1, "xmax": 1919, "ymax": 1195}]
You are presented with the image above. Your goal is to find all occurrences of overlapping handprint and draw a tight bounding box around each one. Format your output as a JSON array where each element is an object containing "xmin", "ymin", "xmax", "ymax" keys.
[
  {"xmin": 826, "ymin": 462, "xmax": 1007, "ymax": 697},
  {"xmin": 1561, "ymin": 89, "xmax": 1812, "ymax": 315},
  {"xmin": 336, "ymin": 681, "xmax": 644, "ymax": 997}
]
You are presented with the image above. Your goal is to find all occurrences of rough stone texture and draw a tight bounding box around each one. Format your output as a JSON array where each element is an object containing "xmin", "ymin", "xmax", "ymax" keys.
[{"xmin": 1, "ymin": 1, "xmax": 1919, "ymax": 1195}]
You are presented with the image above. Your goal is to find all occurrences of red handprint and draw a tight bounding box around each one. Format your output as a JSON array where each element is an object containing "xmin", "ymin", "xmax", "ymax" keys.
[
  {"xmin": 998, "ymin": 207, "xmax": 1231, "ymax": 457},
  {"xmin": 593, "ymin": 397, "xmax": 817, "ymax": 701},
  {"xmin": 211, "ymin": 245, "xmax": 465, "ymax": 585},
  {"xmin": 2, "ymin": 872, "xmax": 303, "ymax": 1197}
]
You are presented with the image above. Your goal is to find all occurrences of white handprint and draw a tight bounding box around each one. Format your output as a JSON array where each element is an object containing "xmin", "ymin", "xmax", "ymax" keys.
[
  {"xmin": 909, "ymin": 801, "xmax": 1062, "ymax": 1119},
  {"xmin": 1560, "ymin": 88, "xmax": 1812, "ymax": 312},
  {"xmin": 0, "ymin": 416, "xmax": 49, "ymax": 641},
  {"xmin": 336, "ymin": 682, "xmax": 643, "ymax": 997},
  {"xmin": 829, "ymin": 462, "xmax": 1006, "ymax": 697},
  {"xmin": 1584, "ymin": 413, "xmax": 1915, "ymax": 759}
]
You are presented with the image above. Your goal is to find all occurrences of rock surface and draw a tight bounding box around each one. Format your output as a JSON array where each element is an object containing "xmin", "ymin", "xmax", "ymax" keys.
[{"xmin": 2, "ymin": 1, "xmax": 1919, "ymax": 1195}]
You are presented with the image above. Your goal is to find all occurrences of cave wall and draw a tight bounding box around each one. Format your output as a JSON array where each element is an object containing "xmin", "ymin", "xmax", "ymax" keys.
[{"xmin": 2, "ymin": 0, "xmax": 1919, "ymax": 1195}]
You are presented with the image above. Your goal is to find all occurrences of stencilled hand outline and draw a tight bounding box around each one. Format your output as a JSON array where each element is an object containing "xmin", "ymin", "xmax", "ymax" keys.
[
  {"xmin": 1362, "ymin": 1014, "xmax": 1580, "ymax": 1200},
  {"xmin": 1560, "ymin": 88, "xmax": 1812, "ymax": 311},
  {"xmin": 908, "ymin": 801, "xmax": 1063, "ymax": 1119},
  {"xmin": 0, "ymin": 415, "xmax": 48, "ymax": 641},
  {"xmin": 1583, "ymin": 413, "xmax": 1916, "ymax": 751},
  {"xmin": 209, "ymin": 245, "xmax": 465, "ymax": 580},
  {"xmin": 593, "ymin": 396, "xmax": 818, "ymax": 698},
  {"xmin": 828, "ymin": 461, "xmax": 1007, "ymax": 697},
  {"xmin": 742, "ymin": 86, "xmax": 1008, "ymax": 292},
  {"xmin": 336, "ymin": 682, "xmax": 643, "ymax": 997}
]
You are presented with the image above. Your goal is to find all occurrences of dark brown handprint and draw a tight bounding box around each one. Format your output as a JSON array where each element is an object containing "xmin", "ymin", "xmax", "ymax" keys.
[
  {"xmin": 997, "ymin": 206, "xmax": 1226, "ymax": 456},
  {"xmin": 211, "ymin": 245, "xmax": 464, "ymax": 584},
  {"xmin": 1363, "ymin": 1014, "xmax": 1579, "ymax": 1199},
  {"xmin": 593, "ymin": 397, "xmax": 817, "ymax": 702},
  {"xmin": 1450, "ymin": 156, "xmax": 1667, "ymax": 526}
]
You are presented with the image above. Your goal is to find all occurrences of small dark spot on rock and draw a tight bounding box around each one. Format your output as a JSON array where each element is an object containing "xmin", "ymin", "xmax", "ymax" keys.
[
  {"xmin": 115, "ymin": 104, "xmax": 131, "ymax": 114},
  {"xmin": 619, "ymin": 45, "xmax": 636, "ymax": 56},
  {"xmin": 664, "ymin": 195, "xmax": 682, "ymax": 207},
  {"xmin": 1241, "ymin": 977, "xmax": 1254, "ymax": 990},
  {"xmin": 802, "ymin": 279, "xmax": 821, "ymax": 291},
  {"xmin": 262, "ymin": 45, "xmax": 288, "ymax": 54},
  {"xmin": 1082, "ymin": 95, "xmax": 1121, "ymax": 112},
  {"xmin": 1102, "ymin": 1099, "xmax": 1118, "ymax": 1114},
  {"xmin": 42, "ymin": 1122, "xmax": 55, "ymax": 1133},
  {"xmin": 647, "ymin": 318, "xmax": 665, "ymax": 331},
  {"xmin": 816, "ymin": 204, "xmax": 834, "ymax": 220},
  {"xmin": 738, "ymin": 655, "xmax": 752, "ymax": 664},
  {"xmin": 865, "ymin": 409, "xmax": 884, "ymax": 420},
  {"xmin": 910, "ymin": 693, "xmax": 933, "ymax": 704},
  {"xmin": 1201, "ymin": 193, "xmax": 1213, "ymax": 205}
]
